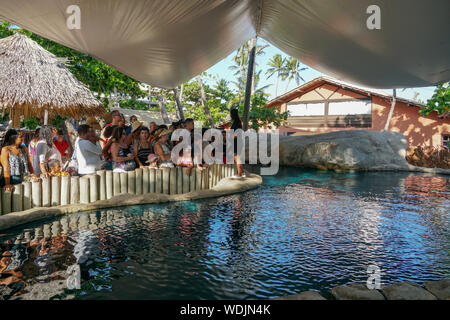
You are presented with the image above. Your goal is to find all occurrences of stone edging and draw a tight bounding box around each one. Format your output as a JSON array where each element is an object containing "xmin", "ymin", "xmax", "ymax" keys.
[
  {"xmin": 0, "ymin": 173, "xmax": 262, "ymax": 232},
  {"xmin": 275, "ymin": 279, "xmax": 450, "ymax": 300}
]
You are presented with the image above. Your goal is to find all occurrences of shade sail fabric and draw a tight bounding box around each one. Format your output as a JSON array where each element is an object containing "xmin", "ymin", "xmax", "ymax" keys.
[{"xmin": 0, "ymin": 0, "xmax": 448, "ymax": 89}]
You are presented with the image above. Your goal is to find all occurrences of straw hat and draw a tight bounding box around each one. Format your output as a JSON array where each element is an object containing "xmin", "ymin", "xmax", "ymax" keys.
[
  {"xmin": 86, "ymin": 116, "xmax": 101, "ymax": 130},
  {"xmin": 155, "ymin": 128, "xmax": 171, "ymax": 140},
  {"xmin": 103, "ymin": 112, "xmax": 113, "ymax": 124},
  {"xmin": 131, "ymin": 121, "xmax": 143, "ymax": 133}
]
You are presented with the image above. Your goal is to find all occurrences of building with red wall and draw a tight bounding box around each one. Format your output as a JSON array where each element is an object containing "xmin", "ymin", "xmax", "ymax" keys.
[{"xmin": 266, "ymin": 77, "xmax": 450, "ymax": 148}]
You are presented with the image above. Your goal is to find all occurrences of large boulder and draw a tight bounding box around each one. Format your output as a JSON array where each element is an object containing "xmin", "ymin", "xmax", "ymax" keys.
[
  {"xmin": 275, "ymin": 291, "xmax": 326, "ymax": 300},
  {"xmin": 278, "ymin": 130, "xmax": 410, "ymax": 171},
  {"xmin": 423, "ymin": 279, "xmax": 450, "ymax": 300},
  {"xmin": 381, "ymin": 281, "xmax": 437, "ymax": 300},
  {"xmin": 331, "ymin": 283, "xmax": 385, "ymax": 300}
]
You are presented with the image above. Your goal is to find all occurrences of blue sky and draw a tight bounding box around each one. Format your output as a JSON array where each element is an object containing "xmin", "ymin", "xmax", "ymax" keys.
[{"xmin": 203, "ymin": 38, "xmax": 436, "ymax": 103}]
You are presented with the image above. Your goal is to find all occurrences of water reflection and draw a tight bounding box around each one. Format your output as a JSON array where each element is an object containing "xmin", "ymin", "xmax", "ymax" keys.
[{"xmin": 0, "ymin": 168, "xmax": 449, "ymax": 300}]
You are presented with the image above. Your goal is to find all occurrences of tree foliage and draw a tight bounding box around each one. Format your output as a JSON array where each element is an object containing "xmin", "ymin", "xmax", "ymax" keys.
[{"xmin": 421, "ymin": 83, "xmax": 450, "ymax": 117}]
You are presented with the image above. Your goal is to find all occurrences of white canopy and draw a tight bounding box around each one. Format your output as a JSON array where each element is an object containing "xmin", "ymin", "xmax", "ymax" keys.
[{"xmin": 1, "ymin": 0, "xmax": 449, "ymax": 89}]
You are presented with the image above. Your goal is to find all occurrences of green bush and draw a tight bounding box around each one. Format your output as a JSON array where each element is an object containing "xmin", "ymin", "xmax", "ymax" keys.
[{"xmin": 21, "ymin": 117, "xmax": 40, "ymax": 130}]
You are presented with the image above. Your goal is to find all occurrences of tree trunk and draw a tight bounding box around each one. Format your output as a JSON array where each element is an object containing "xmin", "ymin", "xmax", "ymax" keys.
[
  {"xmin": 196, "ymin": 75, "xmax": 214, "ymax": 127},
  {"xmin": 172, "ymin": 87, "xmax": 185, "ymax": 121},
  {"xmin": 275, "ymin": 75, "xmax": 279, "ymax": 97},
  {"xmin": 384, "ymin": 89, "xmax": 397, "ymax": 131},
  {"xmin": 285, "ymin": 79, "xmax": 291, "ymax": 92},
  {"xmin": 158, "ymin": 95, "xmax": 170, "ymax": 124},
  {"xmin": 113, "ymin": 87, "xmax": 119, "ymax": 109},
  {"xmin": 179, "ymin": 84, "xmax": 184, "ymax": 103},
  {"xmin": 243, "ymin": 37, "xmax": 257, "ymax": 131},
  {"xmin": 147, "ymin": 84, "xmax": 152, "ymax": 109},
  {"xmin": 250, "ymin": 39, "xmax": 257, "ymax": 96}
]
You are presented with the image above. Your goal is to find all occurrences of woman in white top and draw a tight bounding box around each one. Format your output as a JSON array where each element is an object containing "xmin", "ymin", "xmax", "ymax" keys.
[{"xmin": 34, "ymin": 125, "xmax": 61, "ymax": 178}]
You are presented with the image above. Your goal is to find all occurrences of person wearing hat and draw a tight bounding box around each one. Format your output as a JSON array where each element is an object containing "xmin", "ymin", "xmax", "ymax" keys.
[
  {"xmin": 86, "ymin": 116, "xmax": 102, "ymax": 131},
  {"xmin": 85, "ymin": 116, "xmax": 105, "ymax": 148},
  {"xmin": 153, "ymin": 128, "xmax": 174, "ymax": 168},
  {"xmin": 125, "ymin": 120, "xmax": 143, "ymax": 147}
]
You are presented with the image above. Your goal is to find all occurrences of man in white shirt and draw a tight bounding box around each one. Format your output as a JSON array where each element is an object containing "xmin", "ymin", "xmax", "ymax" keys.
[{"xmin": 75, "ymin": 124, "xmax": 104, "ymax": 176}]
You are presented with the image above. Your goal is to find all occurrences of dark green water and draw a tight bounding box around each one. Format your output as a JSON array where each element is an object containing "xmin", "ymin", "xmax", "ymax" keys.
[{"xmin": 1, "ymin": 167, "xmax": 449, "ymax": 299}]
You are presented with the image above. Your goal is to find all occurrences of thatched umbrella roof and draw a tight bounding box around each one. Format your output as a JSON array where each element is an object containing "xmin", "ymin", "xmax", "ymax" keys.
[{"xmin": 0, "ymin": 32, "xmax": 104, "ymax": 123}]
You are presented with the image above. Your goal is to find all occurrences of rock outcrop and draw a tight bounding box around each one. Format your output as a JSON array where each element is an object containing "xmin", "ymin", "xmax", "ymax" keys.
[
  {"xmin": 249, "ymin": 130, "xmax": 449, "ymax": 174},
  {"xmin": 331, "ymin": 283, "xmax": 385, "ymax": 300},
  {"xmin": 381, "ymin": 281, "xmax": 437, "ymax": 300},
  {"xmin": 275, "ymin": 291, "xmax": 326, "ymax": 300},
  {"xmin": 278, "ymin": 130, "xmax": 410, "ymax": 171}
]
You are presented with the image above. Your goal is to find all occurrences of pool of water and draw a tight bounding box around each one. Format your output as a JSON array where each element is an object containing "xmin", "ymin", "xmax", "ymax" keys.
[{"xmin": 1, "ymin": 167, "xmax": 449, "ymax": 299}]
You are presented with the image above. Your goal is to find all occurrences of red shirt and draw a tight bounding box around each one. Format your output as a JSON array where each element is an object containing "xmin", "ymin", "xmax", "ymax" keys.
[{"xmin": 54, "ymin": 139, "xmax": 70, "ymax": 157}]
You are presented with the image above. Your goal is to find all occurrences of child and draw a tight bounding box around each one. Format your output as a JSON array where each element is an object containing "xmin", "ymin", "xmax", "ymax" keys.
[{"xmin": 48, "ymin": 159, "xmax": 61, "ymax": 176}]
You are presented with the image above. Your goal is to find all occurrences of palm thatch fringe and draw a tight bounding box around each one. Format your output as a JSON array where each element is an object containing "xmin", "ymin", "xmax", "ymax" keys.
[{"xmin": 0, "ymin": 32, "xmax": 104, "ymax": 121}]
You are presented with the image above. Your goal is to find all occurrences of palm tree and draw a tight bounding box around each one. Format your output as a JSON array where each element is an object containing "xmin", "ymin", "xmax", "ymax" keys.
[
  {"xmin": 266, "ymin": 54, "xmax": 287, "ymax": 97},
  {"xmin": 229, "ymin": 40, "xmax": 269, "ymax": 99},
  {"xmin": 284, "ymin": 57, "xmax": 307, "ymax": 91}
]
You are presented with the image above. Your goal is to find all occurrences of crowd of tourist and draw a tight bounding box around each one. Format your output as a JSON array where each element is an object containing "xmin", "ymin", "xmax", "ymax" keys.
[{"xmin": 0, "ymin": 109, "xmax": 244, "ymax": 191}]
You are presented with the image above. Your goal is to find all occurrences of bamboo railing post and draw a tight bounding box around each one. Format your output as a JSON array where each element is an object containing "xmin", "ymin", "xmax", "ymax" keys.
[
  {"xmin": 2, "ymin": 189, "xmax": 12, "ymax": 214},
  {"xmin": 135, "ymin": 168, "xmax": 143, "ymax": 195},
  {"xmin": 70, "ymin": 176, "xmax": 80, "ymax": 204},
  {"xmin": 61, "ymin": 175, "xmax": 70, "ymax": 205},
  {"xmin": 51, "ymin": 176, "xmax": 61, "ymax": 206},
  {"xmin": 113, "ymin": 172, "xmax": 121, "ymax": 196},
  {"xmin": 31, "ymin": 180, "xmax": 42, "ymax": 208},
  {"xmin": 80, "ymin": 176, "xmax": 90, "ymax": 204},
  {"xmin": 89, "ymin": 174, "xmax": 99, "ymax": 202},
  {"xmin": 169, "ymin": 167, "xmax": 177, "ymax": 195},
  {"xmin": 42, "ymin": 177, "xmax": 51, "ymax": 207},
  {"xmin": 12, "ymin": 183, "xmax": 23, "ymax": 212},
  {"xmin": 106, "ymin": 171, "xmax": 113, "ymax": 199},
  {"xmin": 176, "ymin": 166, "xmax": 183, "ymax": 194},
  {"xmin": 189, "ymin": 168, "xmax": 196, "ymax": 191},
  {"xmin": 162, "ymin": 168, "xmax": 170, "ymax": 195},
  {"xmin": 120, "ymin": 172, "xmax": 128, "ymax": 194},
  {"xmin": 23, "ymin": 181, "xmax": 32, "ymax": 210},
  {"xmin": 97, "ymin": 170, "xmax": 106, "ymax": 201},
  {"xmin": 149, "ymin": 168, "xmax": 156, "ymax": 193},
  {"xmin": 201, "ymin": 167, "xmax": 208, "ymax": 190},
  {"xmin": 142, "ymin": 167, "xmax": 149, "ymax": 194},
  {"xmin": 195, "ymin": 168, "xmax": 202, "ymax": 191},
  {"xmin": 155, "ymin": 169, "xmax": 162, "ymax": 194},
  {"xmin": 182, "ymin": 167, "xmax": 190, "ymax": 193},
  {"xmin": 127, "ymin": 170, "xmax": 136, "ymax": 194}
]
